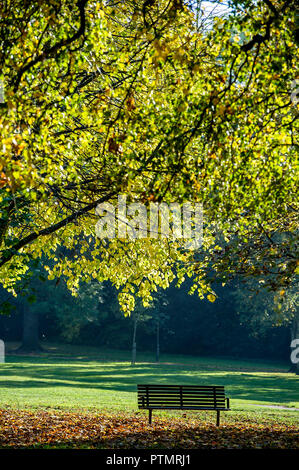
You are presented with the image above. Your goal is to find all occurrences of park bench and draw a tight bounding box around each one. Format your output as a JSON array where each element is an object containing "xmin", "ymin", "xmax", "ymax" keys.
[{"xmin": 137, "ymin": 384, "xmax": 230, "ymax": 426}]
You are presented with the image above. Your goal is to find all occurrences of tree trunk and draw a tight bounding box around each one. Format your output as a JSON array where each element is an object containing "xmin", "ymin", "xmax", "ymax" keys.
[
  {"xmin": 289, "ymin": 313, "xmax": 299, "ymax": 375},
  {"xmin": 131, "ymin": 313, "xmax": 138, "ymax": 365},
  {"xmin": 156, "ymin": 319, "xmax": 160, "ymax": 363},
  {"xmin": 18, "ymin": 308, "xmax": 42, "ymax": 353}
]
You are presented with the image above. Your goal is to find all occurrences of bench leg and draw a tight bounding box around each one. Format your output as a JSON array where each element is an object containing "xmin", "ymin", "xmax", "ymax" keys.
[
  {"xmin": 216, "ymin": 411, "xmax": 220, "ymax": 426},
  {"xmin": 149, "ymin": 409, "xmax": 152, "ymax": 425}
]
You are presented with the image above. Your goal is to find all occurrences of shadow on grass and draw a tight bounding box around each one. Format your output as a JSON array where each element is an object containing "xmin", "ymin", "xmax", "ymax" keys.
[{"xmin": 0, "ymin": 360, "xmax": 298, "ymax": 405}]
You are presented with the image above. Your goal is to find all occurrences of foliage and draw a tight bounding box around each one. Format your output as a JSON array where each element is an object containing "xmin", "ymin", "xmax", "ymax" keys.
[
  {"xmin": 233, "ymin": 281, "xmax": 299, "ymax": 333},
  {"xmin": 51, "ymin": 280, "xmax": 106, "ymax": 342},
  {"xmin": 0, "ymin": 0, "xmax": 298, "ymax": 313},
  {"xmin": 0, "ymin": 408, "xmax": 298, "ymax": 448},
  {"xmin": 0, "ymin": 273, "xmax": 291, "ymax": 360}
]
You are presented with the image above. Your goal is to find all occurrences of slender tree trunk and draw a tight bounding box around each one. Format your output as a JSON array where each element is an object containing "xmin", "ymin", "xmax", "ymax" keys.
[
  {"xmin": 196, "ymin": 0, "xmax": 201, "ymax": 32},
  {"xmin": 156, "ymin": 319, "xmax": 160, "ymax": 363},
  {"xmin": 131, "ymin": 313, "xmax": 138, "ymax": 365},
  {"xmin": 18, "ymin": 308, "xmax": 42, "ymax": 352}
]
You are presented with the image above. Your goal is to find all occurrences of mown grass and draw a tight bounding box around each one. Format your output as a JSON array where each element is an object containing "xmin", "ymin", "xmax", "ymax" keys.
[
  {"xmin": 0, "ymin": 342, "xmax": 298, "ymax": 426},
  {"xmin": 0, "ymin": 342, "xmax": 297, "ymax": 450}
]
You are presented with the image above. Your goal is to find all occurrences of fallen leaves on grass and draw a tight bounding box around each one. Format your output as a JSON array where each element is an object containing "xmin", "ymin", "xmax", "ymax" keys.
[{"xmin": 0, "ymin": 409, "xmax": 298, "ymax": 449}]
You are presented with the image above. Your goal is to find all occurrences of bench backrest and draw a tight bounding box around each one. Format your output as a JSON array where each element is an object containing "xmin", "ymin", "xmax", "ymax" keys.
[{"xmin": 137, "ymin": 384, "xmax": 226, "ymax": 409}]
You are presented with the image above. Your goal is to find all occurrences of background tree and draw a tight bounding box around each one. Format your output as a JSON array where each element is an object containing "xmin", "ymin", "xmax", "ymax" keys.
[{"xmin": 0, "ymin": 273, "xmax": 291, "ymax": 365}]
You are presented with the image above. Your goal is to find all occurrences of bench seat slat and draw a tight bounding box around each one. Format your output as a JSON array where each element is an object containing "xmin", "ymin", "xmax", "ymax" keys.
[
  {"xmin": 138, "ymin": 398, "xmax": 225, "ymax": 402},
  {"xmin": 138, "ymin": 384, "xmax": 224, "ymax": 387},
  {"xmin": 138, "ymin": 390, "xmax": 225, "ymax": 397},
  {"xmin": 138, "ymin": 396, "xmax": 225, "ymax": 399},
  {"xmin": 137, "ymin": 388, "xmax": 224, "ymax": 391},
  {"xmin": 139, "ymin": 403, "xmax": 226, "ymax": 407},
  {"xmin": 138, "ymin": 391, "xmax": 225, "ymax": 396},
  {"xmin": 137, "ymin": 396, "xmax": 225, "ymax": 400},
  {"xmin": 138, "ymin": 398, "xmax": 225, "ymax": 401},
  {"xmin": 138, "ymin": 398, "xmax": 225, "ymax": 406},
  {"xmin": 138, "ymin": 406, "xmax": 228, "ymax": 410},
  {"xmin": 137, "ymin": 387, "xmax": 225, "ymax": 391},
  {"xmin": 137, "ymin": 388, "xmax": 225, "ymax": 393},
  {"xmin": 138, "ymin": 392, "xmax": 224, "ymax": 397}
]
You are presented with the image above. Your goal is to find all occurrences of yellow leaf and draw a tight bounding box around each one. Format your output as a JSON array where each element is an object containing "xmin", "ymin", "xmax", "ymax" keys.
[{"xmin": 207, "ymin": 294, "xmax": 216, "ymax": 302}]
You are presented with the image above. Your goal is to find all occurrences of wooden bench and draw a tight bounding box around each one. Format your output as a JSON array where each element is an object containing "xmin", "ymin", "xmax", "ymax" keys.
[{"xmin": 137, "ymin": 384, "xmax": 230, "ymax": 426}]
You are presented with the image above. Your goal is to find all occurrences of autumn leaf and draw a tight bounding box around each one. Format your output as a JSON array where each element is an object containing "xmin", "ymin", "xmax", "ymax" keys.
[{"xmin": 0, "ymin": 409, "xmax": 298, "ymax": 449}]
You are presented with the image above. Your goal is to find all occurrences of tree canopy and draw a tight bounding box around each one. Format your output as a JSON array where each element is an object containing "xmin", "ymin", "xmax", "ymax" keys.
[{"xmin": 0, "ymin": 0, "xmax": 298, "ymax": 312}]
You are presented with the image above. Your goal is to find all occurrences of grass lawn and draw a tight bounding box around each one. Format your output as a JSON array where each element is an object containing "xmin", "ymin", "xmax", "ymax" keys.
[
  {"xmin": 0, "ymin": 342, "xmax": 298, "ymax": 414},
  {"xmin": 0, "ymin": 342, "xmax": 298, "ymax": 448}
]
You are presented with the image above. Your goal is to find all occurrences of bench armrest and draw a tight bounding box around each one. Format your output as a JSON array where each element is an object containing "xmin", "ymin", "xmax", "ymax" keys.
[{"xmin": 226, "ymin": 397, "xmax": 230, "ymax": 409}]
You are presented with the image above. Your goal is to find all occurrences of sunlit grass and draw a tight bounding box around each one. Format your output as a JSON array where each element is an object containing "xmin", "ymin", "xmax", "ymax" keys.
[{"xmin": 0, "ymin": 342, "xmax": 298, "ymax": 426}]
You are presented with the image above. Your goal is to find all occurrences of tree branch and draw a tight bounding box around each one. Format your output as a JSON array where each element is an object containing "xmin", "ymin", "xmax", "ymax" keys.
[
  {"xmin": 241, "ymin": 20, "xmax": 272, "ymax": 52},
  {"xmin": 241, "ymin": 0, "xmax": 292, "ymax": 52},
  {"xmin": 263, "ymin": 0, "xmax": 278, "ymax": 16},
  {"xmin": 0, "ymin": 192, "xmax": 115, "ymax": 268},
  {"xmin": 13, "ymin": 0, "xmax": 88, "ymax": 91}
]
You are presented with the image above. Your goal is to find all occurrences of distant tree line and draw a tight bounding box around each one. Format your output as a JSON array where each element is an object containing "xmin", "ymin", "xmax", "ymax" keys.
[{"xmin": 0, "ymin": 263, "xmax": 293, "ymax": 365}]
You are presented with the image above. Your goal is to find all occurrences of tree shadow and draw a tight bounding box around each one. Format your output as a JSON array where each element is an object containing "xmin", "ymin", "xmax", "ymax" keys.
[{"xmin": 0, "ymin": 360, "xmax": 298, "ymax": 405}]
